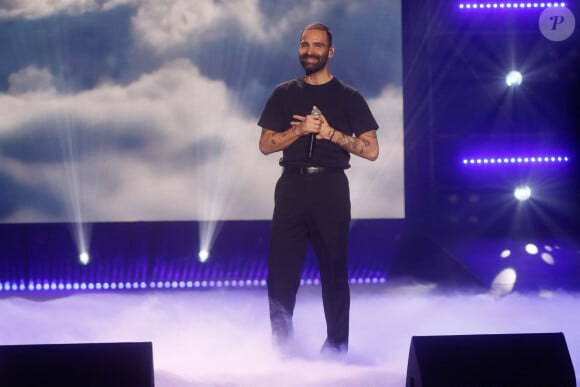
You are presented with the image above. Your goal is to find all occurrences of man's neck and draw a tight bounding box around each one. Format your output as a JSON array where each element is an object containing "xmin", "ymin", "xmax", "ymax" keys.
[{"xmin": 304, "ymin": 69, "xmax": 333, "ymax": 85}]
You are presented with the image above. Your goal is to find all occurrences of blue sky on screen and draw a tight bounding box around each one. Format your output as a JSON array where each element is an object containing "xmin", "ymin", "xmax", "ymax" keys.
[{"xmin": 0, "ymin": 0, "xmax": 403, "ymax": 222}]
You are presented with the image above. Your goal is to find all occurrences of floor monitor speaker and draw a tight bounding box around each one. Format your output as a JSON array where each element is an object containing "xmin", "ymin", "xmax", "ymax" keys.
[
  {"xmin": 406, "ymin": 333, "xmax": 576, "ymax": 387},
  {"xmin": 0, "ymin": 341, "xmax": 154, "ymax": 387}
]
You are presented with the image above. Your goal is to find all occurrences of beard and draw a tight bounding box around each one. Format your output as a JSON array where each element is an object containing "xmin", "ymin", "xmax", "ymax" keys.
[{"xmin": 300, "ymin": 52, "xmax": 329, "ymax": 75}]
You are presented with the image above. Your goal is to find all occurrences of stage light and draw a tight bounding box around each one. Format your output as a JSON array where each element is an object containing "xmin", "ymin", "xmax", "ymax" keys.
[
  {"xmin": 462, "ymin": 154, "xmax": 569, "ymax": 166},
  {"xmin": 541, "ymin": 252, "xmax": 555, "ymax": 265},
  {"xmin": 505, "ymin": 70, "xmax": 523, "ymax": 87},
  {"xmin": 198, "ymin": 249, "xmax": 210, "ymax": 262},
  {"xmin": 79, "ymin": 251, "xmax": 90, "ymax": 265},
  {"xmin": 2, "ymin": 268, "xmax": 379, "ymax": 294},
  {"xmin": 525, "ymin": 243, "xmax": 539, "ymax": 255},
  {"xmin": 514, "ymin": 185, "xmax": 532, "ymax": 201},
  {"xmin": 491, "ymin": 267, "xmax": 517, "ymax": 294},
  {"xmin": 500, "ymin": 249, "xmax": 511, "ymax": 258},
  {"xmin": 459, "ymin": 2, "xmax": 567, "ymax": 10}
]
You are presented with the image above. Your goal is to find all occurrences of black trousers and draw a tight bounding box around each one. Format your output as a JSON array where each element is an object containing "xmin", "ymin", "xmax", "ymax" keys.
[{"xmin": 267, "ymin": 170, "xmax": 351, "ymax": 349}]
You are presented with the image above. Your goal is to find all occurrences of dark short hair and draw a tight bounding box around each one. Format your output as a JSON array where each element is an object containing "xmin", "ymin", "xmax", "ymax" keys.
[{"xmin": 302, "ymin": 22, "xmax": 333, "ymax": 47}]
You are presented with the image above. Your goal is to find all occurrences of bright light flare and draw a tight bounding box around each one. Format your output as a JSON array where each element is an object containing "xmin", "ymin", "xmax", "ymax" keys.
[
  {"xmin": 514, "ymin": 185, "xmax": 532, "ymax": 201},
  {"xmin": 79, "ymin": 251, "xmax": 90, "ymax": 265},
  {"xmin": 505, "ymin": 70, "xmax": 523, "ymax": 87},
  {"xmin": 198, "ymin": 249, "xmax": 210, "ymax": 262}
]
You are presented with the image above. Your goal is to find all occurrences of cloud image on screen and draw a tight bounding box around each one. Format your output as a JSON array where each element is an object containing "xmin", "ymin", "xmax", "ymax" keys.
[{"xmin": 0, "ymin": 0, "xmax": 403, "ymax": 223}]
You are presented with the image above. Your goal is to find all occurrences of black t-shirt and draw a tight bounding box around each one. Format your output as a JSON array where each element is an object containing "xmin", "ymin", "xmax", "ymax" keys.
[{"xmin": 258, "ymin": 77, "xmax": 379, "ymax": 169}]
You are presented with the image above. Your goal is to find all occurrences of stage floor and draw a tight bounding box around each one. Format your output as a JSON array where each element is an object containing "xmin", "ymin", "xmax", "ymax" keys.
[{"xmin": 1, "ymin": 285, "xmax": 579, "ymax": 386}]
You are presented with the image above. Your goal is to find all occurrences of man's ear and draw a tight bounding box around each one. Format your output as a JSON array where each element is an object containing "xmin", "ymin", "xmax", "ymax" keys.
[{"xmin": 329, "ymin": 46, "xmax": 335, "ymax": 58}]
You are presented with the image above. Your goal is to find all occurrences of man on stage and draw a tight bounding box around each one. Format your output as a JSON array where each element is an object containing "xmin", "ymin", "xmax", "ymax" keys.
[{"xmin": 258, "ymin": 22, "xmax": 379, "ymax": 354}]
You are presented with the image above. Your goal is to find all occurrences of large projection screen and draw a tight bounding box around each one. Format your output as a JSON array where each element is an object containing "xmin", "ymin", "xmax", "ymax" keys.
[{"xmin": 0, "ymin": 1, "xmax": 403, "ymax": 223}]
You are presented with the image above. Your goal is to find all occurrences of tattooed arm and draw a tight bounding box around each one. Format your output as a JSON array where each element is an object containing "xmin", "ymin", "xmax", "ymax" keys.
[
  {"xmin": 317, "ymin": 113, "xmax": 379, "ymax": 161},
  {"xmin": 259, "ymin": 111, "xmax": 322, "ymax": 155},
  {"xmin": 331, "ymin": 130, "xmax": 379, "ymax": 161},
  {"xmin": 259, "ymin": 127, "xmax": 299, "ymax": 155},
  {"xmin": 259, "ymin": 109, "xmax": 378, "ymax": 160}
]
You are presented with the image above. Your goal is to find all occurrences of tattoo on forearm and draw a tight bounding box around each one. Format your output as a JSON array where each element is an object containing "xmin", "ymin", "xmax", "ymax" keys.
[
  {"xmin": 269, "ymin": 127, "xmax": 295, "ymax": 146},
  {"xmin": 338, "ymin": 133, "xmax": 366, "ymax": 155},
  {"xmin": 347, "ymin": 138, "xmax": 360, "ymax": 153}
]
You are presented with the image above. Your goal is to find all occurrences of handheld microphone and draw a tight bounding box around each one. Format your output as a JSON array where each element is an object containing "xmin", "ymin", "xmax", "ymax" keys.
[{"xmin": 308, "ymin": 106, "xmax": 321, "ymax": 161}]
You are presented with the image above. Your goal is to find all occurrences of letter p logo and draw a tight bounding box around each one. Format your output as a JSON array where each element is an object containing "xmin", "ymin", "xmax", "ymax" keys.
[
  {"xmin": 539, "ymin": 7, "xmax": 576, "ymax": 41},
  {"xmin": 550, "ymin": 15, "xmax": 566, "ymax": 31}
]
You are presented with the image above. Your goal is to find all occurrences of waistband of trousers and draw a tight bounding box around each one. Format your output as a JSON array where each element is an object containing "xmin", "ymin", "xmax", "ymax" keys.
[{"xmin": 282, "ymin": 166, "xmax": 344, "ymax": 175}]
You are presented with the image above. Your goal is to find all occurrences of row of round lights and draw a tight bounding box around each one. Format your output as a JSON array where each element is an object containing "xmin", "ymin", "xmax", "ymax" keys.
[
  {"xmin": 0, "ymin": 276, "xmax": 387, "ymax": 292},
  {"xmin": 0, "ymin": 280, "xmax": 263, "ymax": 292},
  {"xmin": 463, "ymin": 156, "xmax": 569, "ymax": 165},
  {"xmin": 459, "ymin": 2, "xmax": 566, "ymax": 9}
]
